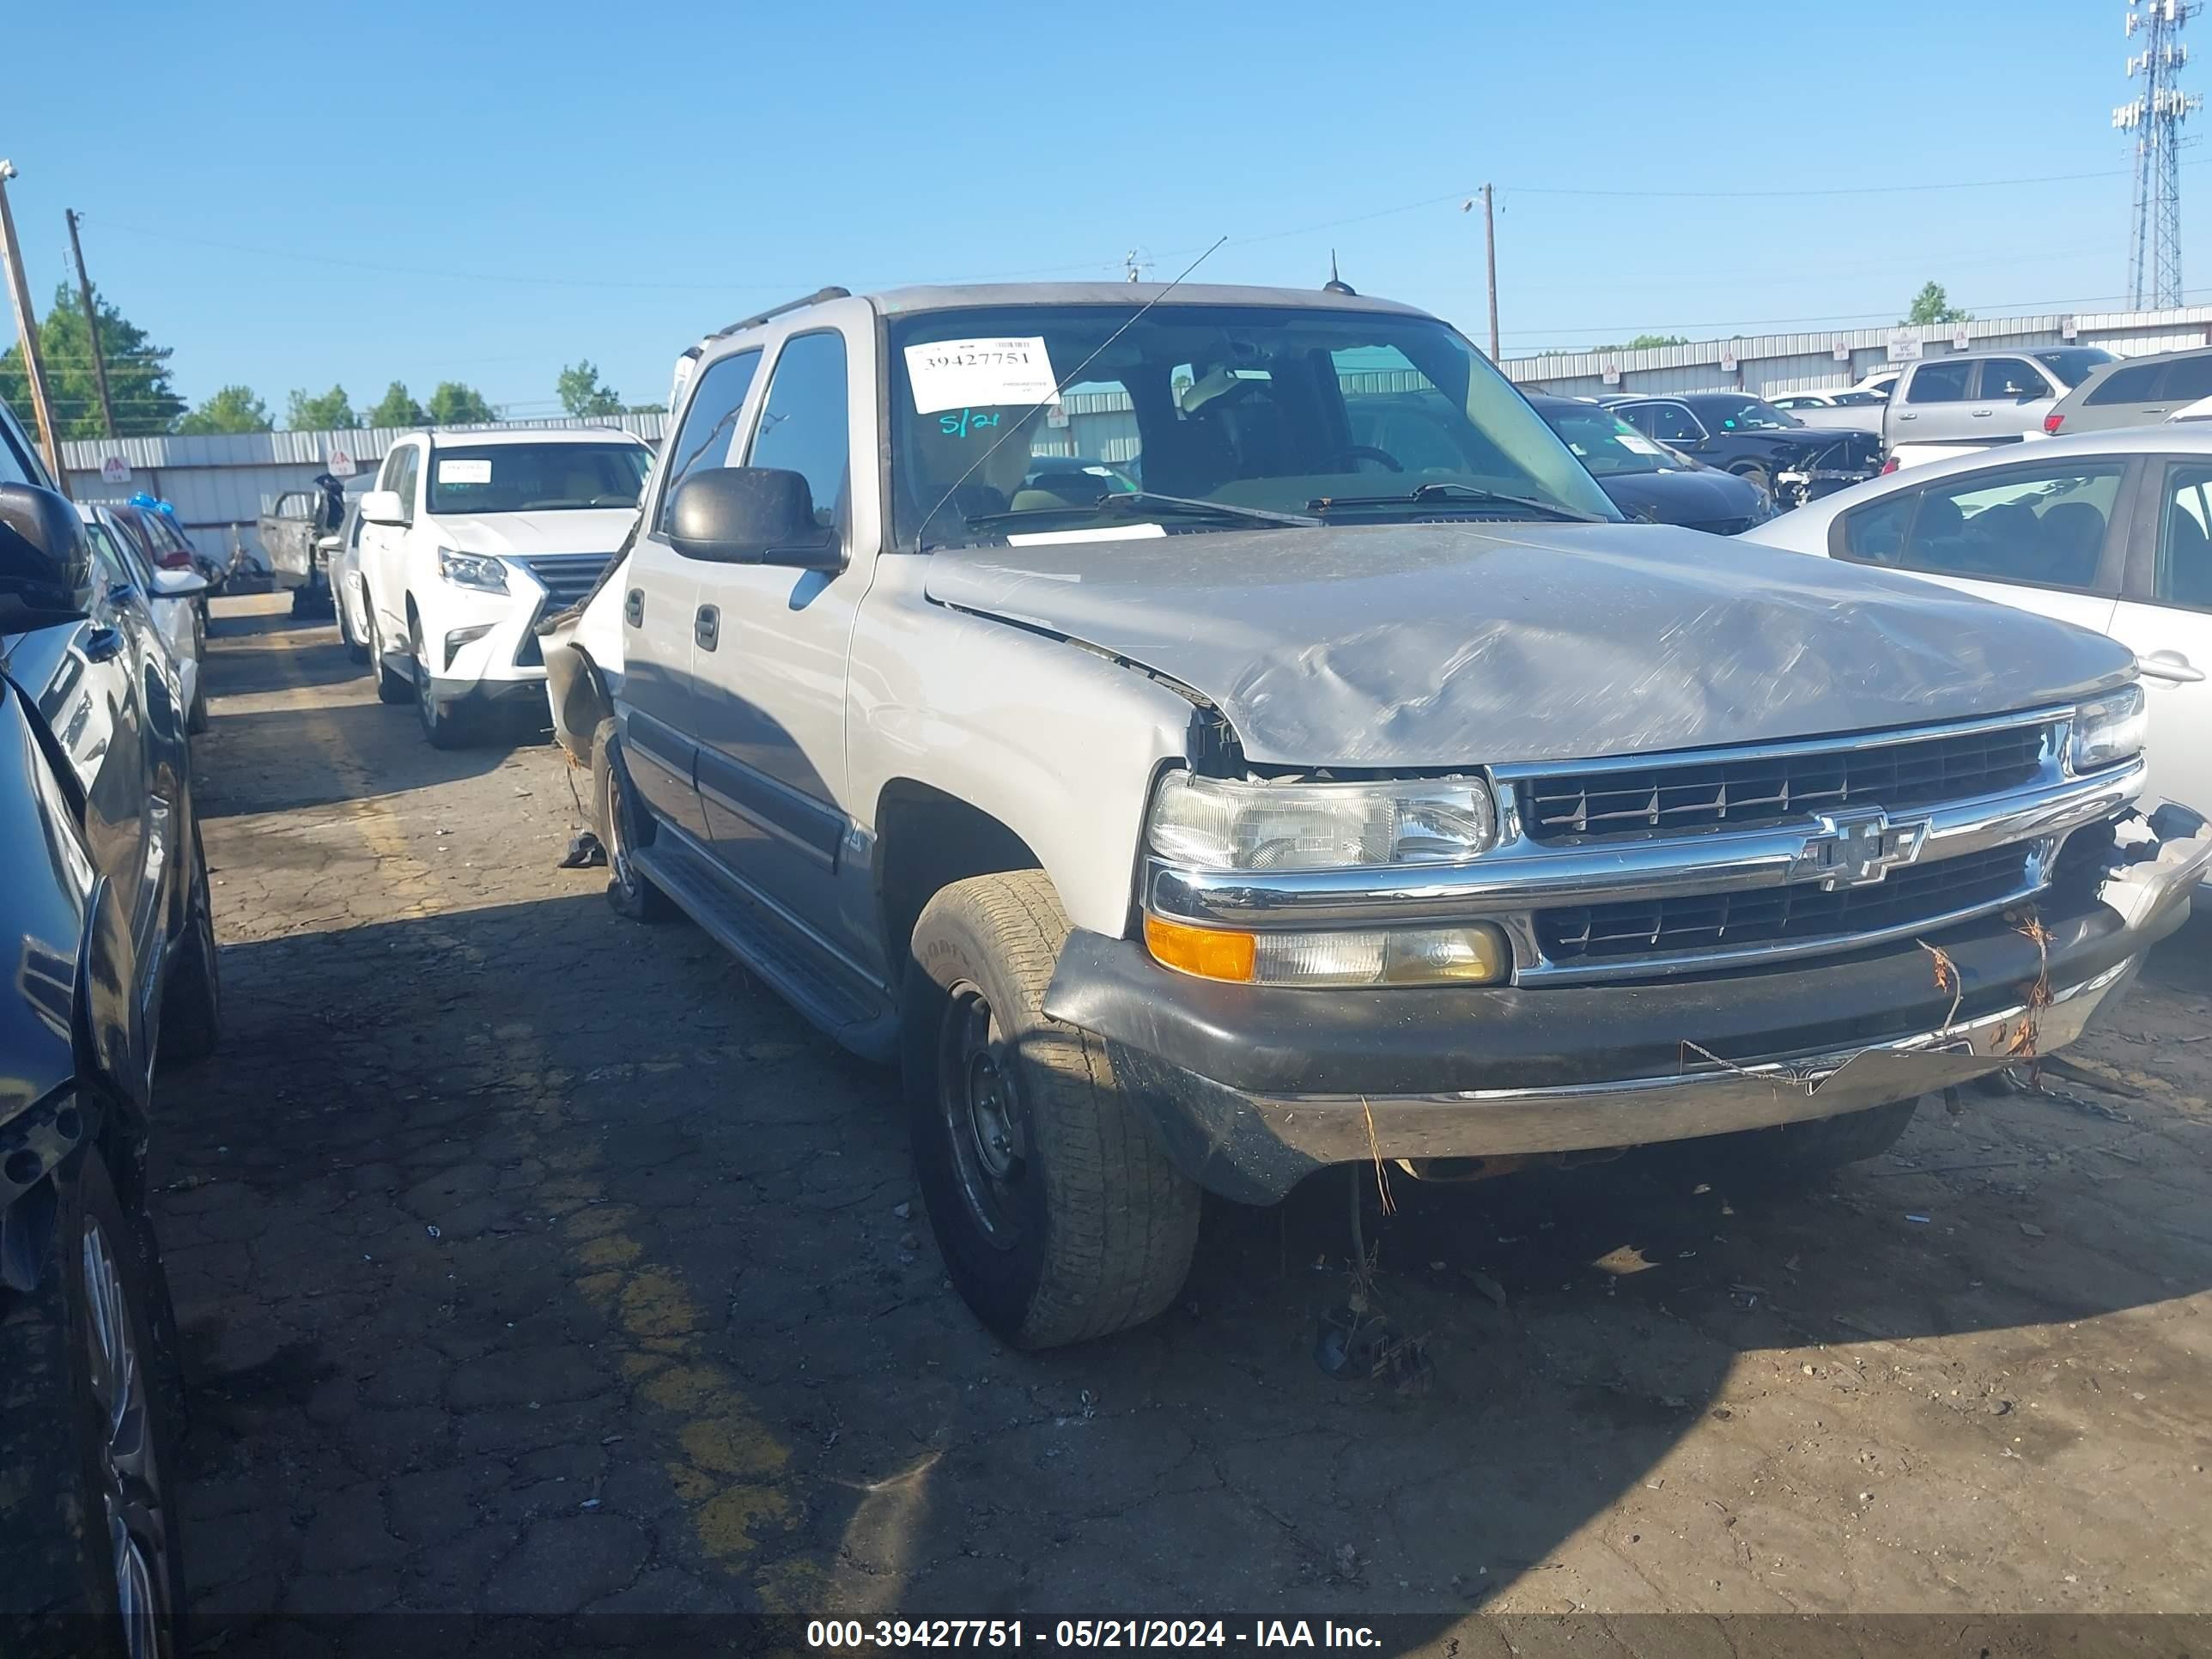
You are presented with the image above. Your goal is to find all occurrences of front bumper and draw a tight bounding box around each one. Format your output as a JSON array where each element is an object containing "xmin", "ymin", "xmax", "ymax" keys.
[{"xmin": 1043, "ymin": 815, "xmax": 2209, "ymax": 1203}]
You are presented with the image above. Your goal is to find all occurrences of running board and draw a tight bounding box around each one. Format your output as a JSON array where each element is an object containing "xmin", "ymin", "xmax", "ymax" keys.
[{"xmin": 632, "ymin": 832, "xmax": 898, "ymax": 1063}]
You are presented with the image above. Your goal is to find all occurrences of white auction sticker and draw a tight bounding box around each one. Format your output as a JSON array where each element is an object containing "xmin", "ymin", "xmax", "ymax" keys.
[
  {"xmin": 904, "ymin": 337, "xmax": 1060, "ymax": 415},
  {"xmin": 437, "ymin": 459, "xmax": 493, "ymax": 484},
  {"xmin": 1615, "ymin": 434, "xmax": 1663, "ymax": 455}
]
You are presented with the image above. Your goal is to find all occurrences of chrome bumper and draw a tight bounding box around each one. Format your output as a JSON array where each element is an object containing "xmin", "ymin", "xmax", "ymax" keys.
[{"xmin": 1236, "ymin": 823, "xmax": 2208, "ymax": 1164}]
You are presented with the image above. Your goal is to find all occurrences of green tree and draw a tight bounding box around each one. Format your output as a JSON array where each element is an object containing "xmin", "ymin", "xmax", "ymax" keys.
[
  {"xmin": 556, "ymin": 360, "xmax": 623, "ymax": 417},
  {"xmin": 0, "ymin": 281, "xmax": 185, "ymax": 438},
  {"xmin": 1591, "ymin": 333, "xmax": 1691, "ymax": 352},
  {"xmin": 174, "ymin": 384, "xmax": 273, "ymax": 434},
  {"xmin": 286, "ymin": 384, "xmax": 356, "ymax": 429},
  {"xmin": 426, "ymin": 380, "xmax": 496, "ymax": 425},
  {"xmin": 1905, "ymin": 282, "xmax": 1972, "ymax": 325},
  {"xmin": 624, "ymin": 401, "xmax": 667, "ymax": 415},
  {"xmin": 368, "ymin": 381, "xmax": 427, "ymax": 428}
]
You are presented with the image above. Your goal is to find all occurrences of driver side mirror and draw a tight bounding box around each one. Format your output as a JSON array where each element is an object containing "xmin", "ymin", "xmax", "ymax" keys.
[
  {"xmin": 359, "ymin": 489, "xmax": 408, "ymax": 526},
  {"xmin": 667, "ymin": 469, "xmax": 843, "ymax": 572},
  {"xmin": 0, "ymin": 483, "xmax": 93, "ymax": 623}
]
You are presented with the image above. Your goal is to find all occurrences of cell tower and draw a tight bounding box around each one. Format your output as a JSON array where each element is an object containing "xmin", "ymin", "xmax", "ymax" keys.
[{"xmin": 2116, "ymin": 0, "xmax": 2202, "ymax": 310}]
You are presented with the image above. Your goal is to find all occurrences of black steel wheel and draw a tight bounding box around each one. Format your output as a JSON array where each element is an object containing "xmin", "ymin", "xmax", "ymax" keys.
[{"xmin": 904, "ymin": 871, "xmax": 1200, "ymax": 1349}]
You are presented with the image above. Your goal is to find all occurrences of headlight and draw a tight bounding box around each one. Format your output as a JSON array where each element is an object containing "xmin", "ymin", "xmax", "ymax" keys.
[
  {"xmin": 436, "ymin": 547, "xmax": 508, "ymax": 593},
  {"xmin": 1146, "ymin": 770, "xmax": 1496, "ymax": 871},
  {"xmin": 2070, "ymin": 684, "xmax": 2147, "ymax": 772},
  {"xmin": 1143, "ymin": 770, "xmax": 1508, "ymax": 988}
]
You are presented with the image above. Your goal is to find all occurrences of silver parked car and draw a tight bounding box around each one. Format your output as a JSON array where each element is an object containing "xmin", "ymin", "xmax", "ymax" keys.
[
  {"xmin": 1883, "ymin": 347, "xmax": 2115, "ymax": 452},
  {"xmin": 2044, "ymin": 345, "xmax": 2212, "ymax": 438}
]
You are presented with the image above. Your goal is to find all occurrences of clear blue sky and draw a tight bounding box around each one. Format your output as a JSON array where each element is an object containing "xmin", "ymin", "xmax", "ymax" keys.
[{"xmin": 6, "ymin": 0, "xmax": 2199, "ymax": 420}]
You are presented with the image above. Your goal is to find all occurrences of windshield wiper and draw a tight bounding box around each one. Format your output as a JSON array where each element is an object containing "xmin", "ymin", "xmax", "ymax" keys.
[
  {"xmin": 1305, "ymin": 482, "xmax": 1609, "ymax": 524},
  {"xmin": 966, "ymin": 490, "xmax": 1318, "ymax": 532}
]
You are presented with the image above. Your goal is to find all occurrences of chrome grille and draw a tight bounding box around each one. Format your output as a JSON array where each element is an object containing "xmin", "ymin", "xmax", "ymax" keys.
[
  {"xmin": 1518, "ymin": 721, "xmax": 2052, "ymax": 843},
  {"xmin": 514, "ymin": 553, "xmax": 614, "ymax": 609},
  {"xmin": 1537, "ymin": 842, "xmax": 2037, "ymax": 966}
]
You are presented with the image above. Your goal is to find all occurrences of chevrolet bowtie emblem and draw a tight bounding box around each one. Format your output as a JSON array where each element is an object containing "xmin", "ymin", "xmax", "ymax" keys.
[{"xmin": 1790, "ymin": 808, "xmax": 1929, "ymax": 890}]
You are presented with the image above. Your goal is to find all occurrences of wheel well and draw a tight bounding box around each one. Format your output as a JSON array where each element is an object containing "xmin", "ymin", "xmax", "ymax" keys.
[{"xmin": 876, "ymin": 781, "xmax": 1042, "ymax": 974}]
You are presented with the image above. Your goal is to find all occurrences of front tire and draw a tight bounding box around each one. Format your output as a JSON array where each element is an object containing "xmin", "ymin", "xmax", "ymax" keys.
[
  {"xmin": 1729, "ymin": 461, "xmax": 1771, "ymax": 495},
  {"xmin": 335, "ymin": 580, "xmax": 369, "ymax": 665},
  {"xmin": 0, "ymin": 1147, "xmax": 188, "ymax": 1659},
  {"xmin": 370, "ymin": 609, "xmax": 410, "ymax": 706},
  {"xmin": 409, "ymin": 615, "xmax": 470, "ymax": 750},
  {"xmin": 592, "ymin": 718, "xmax": 673, "ymax": 922},
  {"xmin": 159, "ymin": 823, "xmax": 220, "ymax": 1066},
  {"xmin": 904, "ymin": 871, "xmax": 1200, "ymax": 1349}
]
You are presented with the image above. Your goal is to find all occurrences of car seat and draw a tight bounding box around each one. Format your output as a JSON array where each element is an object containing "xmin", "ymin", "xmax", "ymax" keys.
[
  {"xmin": 2166, "ymin": 508, "xmax": 2212, "ymax": 605},
  {"xmin": 2030, "ymin": 501, "xmax": 2106, "ymax": 587}
]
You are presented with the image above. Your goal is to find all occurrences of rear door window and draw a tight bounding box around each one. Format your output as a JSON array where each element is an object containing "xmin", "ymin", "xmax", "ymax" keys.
[
  {"xmin": 2083, "ymin": 362, "xmax": 2163, "ymax": 406},
  {"xmin": 2156, "ymin": 355, "xmax": 2212, "ymax": 404},
  {"xmin": 1844, "ymin": 463, "xmax": 2127, "ymax": 592},
  {"xmin": 1905, "ymin": 362, "xmax": 1972, "ymax": 404},
  {"xmin": 1641, "ymin": 403, "xmax": 1703, "ymax": 442}
]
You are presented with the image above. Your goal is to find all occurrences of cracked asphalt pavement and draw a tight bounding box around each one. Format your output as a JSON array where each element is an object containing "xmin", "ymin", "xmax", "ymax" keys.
[{"xmin": 156, "ymin": 593, "xmax": 2212, "ymax": 1641}]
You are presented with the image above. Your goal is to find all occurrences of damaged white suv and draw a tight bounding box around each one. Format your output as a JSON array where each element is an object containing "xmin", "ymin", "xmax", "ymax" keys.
[
  {"xmin": 577, "ymin": 281, "xmax": 2209, "ymax": 1349},
  {"xmin": 356, "ymin": 427, "xmax": 653, "ymax": 746}
]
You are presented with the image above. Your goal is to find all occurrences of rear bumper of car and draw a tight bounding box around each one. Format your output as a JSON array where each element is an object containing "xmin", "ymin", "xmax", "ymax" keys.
[{"xmin": 1043, "ymin": 814, "xmax": 2209, "ymax": 1203}]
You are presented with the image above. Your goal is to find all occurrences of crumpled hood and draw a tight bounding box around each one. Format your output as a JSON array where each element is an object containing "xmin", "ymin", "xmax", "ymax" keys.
[
  {"xmin": 428, "ymin": 508, "xmax": 637, "ymax": 557},
  {"xmin": 923, "ymin": 522, "xmax": 2136, "ymax": 768}
]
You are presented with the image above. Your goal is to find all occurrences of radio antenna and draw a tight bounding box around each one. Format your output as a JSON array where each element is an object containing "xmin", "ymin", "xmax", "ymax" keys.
[{"xmin": 915, "ymin": 234, "xmax": 1229, "ymax": 550}]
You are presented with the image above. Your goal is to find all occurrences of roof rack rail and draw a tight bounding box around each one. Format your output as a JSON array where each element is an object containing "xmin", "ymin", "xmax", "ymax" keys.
[{"xmin": 714, "ymin": 287, "xmax": 852, "ymax": 337}]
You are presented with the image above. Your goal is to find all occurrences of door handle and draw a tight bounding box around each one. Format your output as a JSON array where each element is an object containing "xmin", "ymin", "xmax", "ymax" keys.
[
  {"xmin": 694, "ymin": 605, "xmax": 720, "ymax": 652},
  {"xmin": 1898, "ymin": 412, "xmax": 1917, "ymax": 421},
  {"xmin": 84, "ymin": 626, "xmax": 125, "ymax": 665},
  {"xmin": 624, "ymin": 587, "xmax": 644, "ymax": 629},
  {"xmin": 2145, "ymin": 406, "xmax": 2170, "ymax": 415},
  {"xmin": 2140, "ymin": 650, "xmax": 2206, "ymax": 684},
  {"xmin": 1971, "ymin": 408, "xmax": 1994, "ymax": 417}
]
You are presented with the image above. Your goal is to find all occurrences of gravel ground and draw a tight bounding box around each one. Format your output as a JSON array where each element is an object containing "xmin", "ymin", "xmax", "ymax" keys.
[{"xmin": 155, "ymin": 593, "xmax": 2212, "ymax": 1646}]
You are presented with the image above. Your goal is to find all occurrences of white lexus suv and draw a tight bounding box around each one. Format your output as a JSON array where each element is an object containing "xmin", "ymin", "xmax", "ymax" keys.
[{"xmin": 356, "ymin": 427, "xmax": 653, "ymax": 746}]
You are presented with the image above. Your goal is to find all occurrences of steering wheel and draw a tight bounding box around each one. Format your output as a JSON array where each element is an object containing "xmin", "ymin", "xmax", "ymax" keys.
[{"xmin": 1335, "ymin": 446, "xmax": 1403, "ymax": 474}]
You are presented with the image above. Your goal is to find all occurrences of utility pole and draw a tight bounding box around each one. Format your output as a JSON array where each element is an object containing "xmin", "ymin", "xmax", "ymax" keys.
[
  {"xmin": 0, "ymin": 159, "xmax": 68, "ymax": 491},
  {"xmin": 1482, "ymin": 183, "xmax": 1501, "ymax": 362},
  {"xmin": 64, "ymin": 210, "xmax": 117, "ymax": 440},
  {"xmin": 1462, "ymin": 185, "xmax": 1501, "ymax": 359}
]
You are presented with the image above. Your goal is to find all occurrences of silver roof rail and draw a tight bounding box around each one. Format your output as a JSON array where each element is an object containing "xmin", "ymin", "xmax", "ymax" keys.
[{"xmin": 714, "ymin": 287, "xmax": 852, "ymax": 337}]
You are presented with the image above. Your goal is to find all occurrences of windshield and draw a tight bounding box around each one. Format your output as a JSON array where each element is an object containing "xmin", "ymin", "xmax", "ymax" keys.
[
  {"xmin": 2037, "ymin": 347, "xmax": 2118, "ymax": 388},
  {"xmin": 1536, "ymin": 405, "xmax": 1680, "ymax": 477},
  {"xmin": 1701, "ymin": 397, "xmax": 1800, "ymax": 432},
  {"xmin": 426, "ymin": 442, "xmax": 651, "ymax": 514},
  {"xmin": 889, "ymin": 303, "xmax": 1621, "ymax": 550}
]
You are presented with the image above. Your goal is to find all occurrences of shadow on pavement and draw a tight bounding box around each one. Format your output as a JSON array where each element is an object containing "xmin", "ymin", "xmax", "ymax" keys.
[{"xmin": 151, "ymin": 874, "xmax": 2212, "ymax": 1628}]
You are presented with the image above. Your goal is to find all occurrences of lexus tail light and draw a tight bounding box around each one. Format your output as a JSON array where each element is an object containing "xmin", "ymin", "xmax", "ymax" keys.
[{"xmin": 2044, "ymin": 412, "xmax": 2065, "ymax": 435}]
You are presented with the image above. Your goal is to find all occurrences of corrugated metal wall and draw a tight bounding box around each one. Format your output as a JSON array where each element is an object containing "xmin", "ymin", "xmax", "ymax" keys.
[
  {"xmin": 1500, "ymin": 306, "xmax": 2212, "ymax": 400},
  {"xmin": 58, "ymin": 413, "xmax": 669, "ymax": 570}
]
